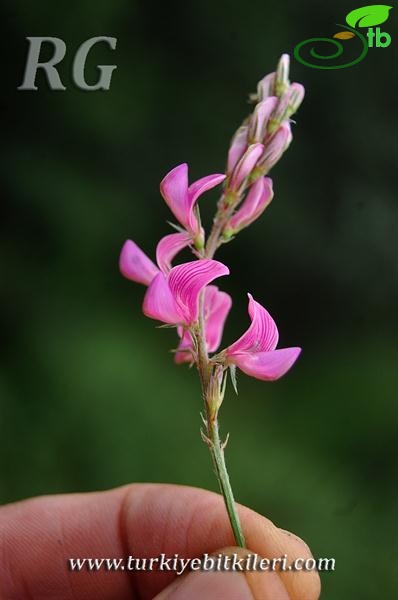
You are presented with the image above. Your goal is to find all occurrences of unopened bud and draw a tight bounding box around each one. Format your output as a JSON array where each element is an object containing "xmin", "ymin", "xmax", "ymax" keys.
[
  {"xmin": 229, "ymin": 143, "xmax": 264, "ymax": 192},
  {"xmin": 256, "ymin": 72, "xmax": 276, "ymax": 101},
  {"xmin": 275, "ymin": 53, "xmax": 290, "ymax": 97},
  {"xmin": 224, "ymin": 177, "xmax": 274, "ymax": 234},
  {"xmin": 248, "ymin": 97, "xmax": 278, "ymax": 143},
  {"xmin": 267, "ymin": 83, "xmax": 305, "ymax": 133},
  {"xmin": 287, "ymin": 82, "xmax": 305, "ymax": 117},
  {"xmin": 259, "ymin": 122, "xmax": 292, "ymax": 172},
  {"xmin": 227, "ymin": 125, "xmax": 248, "ymax": 174}
]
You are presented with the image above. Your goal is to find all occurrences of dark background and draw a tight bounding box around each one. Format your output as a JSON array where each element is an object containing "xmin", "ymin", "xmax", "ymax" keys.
[{"xmin": 1, "ymin": 1, "xmax": 397, "ymax": 597}]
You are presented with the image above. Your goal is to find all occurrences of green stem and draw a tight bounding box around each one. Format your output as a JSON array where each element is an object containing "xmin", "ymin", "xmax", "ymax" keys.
[
  {"xmin": 207, "ymin": 413, "xmax": 246, "ymax": 547},
  {"xmin": 194, "ymin": 320, "xmax": 246, "ymax": 548}
]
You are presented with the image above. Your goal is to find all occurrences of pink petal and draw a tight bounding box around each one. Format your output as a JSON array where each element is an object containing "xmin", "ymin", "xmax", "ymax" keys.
[
  {"xmin": 230, "ymin": 347, "xmax": 301, "ymax": 381},
  {"xmin": 226, "ymin": 294, "xmax": 279, "ymax": 355},
  {"xmin": 188, "ymin": 174, "xmax": 226, "ymax": 206},
  {"xmin": 249, "ymin": 97, "xmax": 278, "ymax": 142},
  {"xmin": 187, "ymin": 173, "xmax": 226, "ymax": 233},
  {"xmin": 227, "ymin": 125, "xmax": 249, "ymax": 174},
  {"xmin": 229, "ymin": 143, "xmax": 264, "ymax": 191},
  {"xmin": 156, "ymin": 232, "xmax": 191, "ymax": 274},
  {"xmin": 228, "ymin": 177, "xmax": 273, "ymax": 232},
  {"xmin": 119, "ymin": 239, "xmax": 159, "ymax": 286},
  {"xmin": 168, "ymin": 259, "xmax": 229, "ymax": 325},
  {"xmin": 203, "ymin": 285, "xmax": 232, "ymax": 352},
  {"xmin": 160, "ymin": 163, "xmax": 189, "ymax": 229},
  {"xmin": 142, "ymin": 272, "xmax": 183, "ymax": 324}
]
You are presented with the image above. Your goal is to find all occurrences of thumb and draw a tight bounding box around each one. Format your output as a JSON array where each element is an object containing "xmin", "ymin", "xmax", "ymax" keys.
[{"xmin": 153, "ymin": 547, "xmax": 290, "ymax": 600}]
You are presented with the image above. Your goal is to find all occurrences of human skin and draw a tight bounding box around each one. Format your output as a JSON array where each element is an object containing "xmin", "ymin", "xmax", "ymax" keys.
[{"xmin": 0, "ymin": 484, "xmax": 321, "ymax": 599}]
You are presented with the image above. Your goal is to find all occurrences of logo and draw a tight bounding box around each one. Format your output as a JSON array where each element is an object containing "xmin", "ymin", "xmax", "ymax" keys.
[
  {"xmin": 18, "ymin": 37, "xmax": 117, "ymax": 91},
  {"xmin": 294, "ymin": 5, "xmax": 392, "ymax": 69}
]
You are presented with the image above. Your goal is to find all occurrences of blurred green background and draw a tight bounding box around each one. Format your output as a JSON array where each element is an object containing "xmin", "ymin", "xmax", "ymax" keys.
[{"xmin": 1, "ymin": 1, "xmax": 397, "ymax": 597}]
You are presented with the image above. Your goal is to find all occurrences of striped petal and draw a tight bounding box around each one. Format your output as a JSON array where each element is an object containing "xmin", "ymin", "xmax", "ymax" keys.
[
  {"xmin": 142, "ymin": 272, "xmax": 183, "ymax": 324},
  {"xmin": 230, "ymin": 347, "xmax": 301, "ymax": 381},
  {"xmin": 227, "ymin": 294, "xmax": 279, "ymax": 355},
  {"xmin": 119, "ymin": 239, "xmax": 159, "ymax": 286},
  {"xmin": 168, "ymin": 259, "xmax": 229, "ymax": 325},
  {"xmin": 156, "ymin": 232, "xmax": 191, "ymax": 274}
]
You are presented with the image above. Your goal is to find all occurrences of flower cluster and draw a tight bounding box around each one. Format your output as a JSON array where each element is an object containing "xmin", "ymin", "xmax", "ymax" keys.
[{"xmin": 120, "ymin": 54, "xmax": 303, "ymax": 384}]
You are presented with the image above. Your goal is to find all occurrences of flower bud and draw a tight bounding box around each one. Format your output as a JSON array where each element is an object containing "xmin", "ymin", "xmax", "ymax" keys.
[
  {"xmin": 258, "ymin": 122, "xmax": 292, "ymax": 172},
  {"xmin": 275, "ymin": 53, "xmax": 290, "ymax": 97},
  {"xmin": 267, "ymin": 83, "xmax": 305, "ymax": 133},
  {"xmin": 224, "ymin": 177, "xmax": 274, "ymax": 235},
  {"xmin": 248, "ymin": 97, "xmax": 278, "ymax": 143},
  {"xmin": 287, "ymin": 82, "xmax": 305, "ymax": 116},
  {"xmin": 227, "ymin": 125, "xmax": 248, "ymax": 174},
  {"xmin": 256, "ymin": 72, "xmax": 276, "ymax": 101},
  {"xmin": 229, "ymin": 143, "xmax": 264, "ymax": 192}
]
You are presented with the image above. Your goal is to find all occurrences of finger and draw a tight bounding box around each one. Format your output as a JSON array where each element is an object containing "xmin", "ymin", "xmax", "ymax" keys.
[
  {"xmin": 153, "ymin": 546, "xmax": 290, "ymax": 600},
  {"xmin": 0, "ymin": 484, "xmax": 320, "ymax": 600},
  {"xmin": 122, "ymin": 484, "xmax": 320, "ymax": 600}
]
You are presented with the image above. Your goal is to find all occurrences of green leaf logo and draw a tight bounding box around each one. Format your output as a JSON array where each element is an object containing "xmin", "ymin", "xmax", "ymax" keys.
[{"xmin": 346, "ymin": 5, "xmax": 392, "ymax": 28}]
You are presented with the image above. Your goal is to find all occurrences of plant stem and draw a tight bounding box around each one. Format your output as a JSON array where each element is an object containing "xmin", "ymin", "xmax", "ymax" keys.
[
  {"xmin": 205, "ymin": 193, "xmax": 236, "ymax": 258},
  {"xmin": 207, "ymin": 413, "xmax": 246, "ymax": 547},
  {"xmin": 194, "ymin": 319, "xmax": 246, "ymax": 548}
]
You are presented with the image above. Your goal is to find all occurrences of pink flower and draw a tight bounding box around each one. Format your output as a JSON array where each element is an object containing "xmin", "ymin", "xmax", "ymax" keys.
[
  {"xmin": 143, "ymin": 259, "xmax": 229, "ymax": 326},
  {"xmin": 228, "ymin": 143, "xmax": 264, "ymax": 192},
  {"xmin": 160, "ymin": 163, "xmax": 226, "ymax": 237},
  {"xmin": 225, "ymin": 294, "xmax": 301, "ymax": 381},
  {"xmin": 224, "ymin": 177, "xmax": 274, "ymax": 235},
  {"xmin": 119, "ymin": 232, "xmax": 191, "ymax": 285},
  {"xmin": 175, "ymin": 285, "xmax": 232, "ymax": 364}
]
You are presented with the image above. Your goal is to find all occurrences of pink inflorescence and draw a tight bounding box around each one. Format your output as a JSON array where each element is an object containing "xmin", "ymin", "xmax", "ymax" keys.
[{"xmin": 120, "ymin": 54, "xmax": 304, "ymax": 383}]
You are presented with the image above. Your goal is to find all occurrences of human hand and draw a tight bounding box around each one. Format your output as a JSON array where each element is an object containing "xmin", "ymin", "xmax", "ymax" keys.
[{"xmin": 0, "ymin": 484, "xmax": 321, "ymax": 599}]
